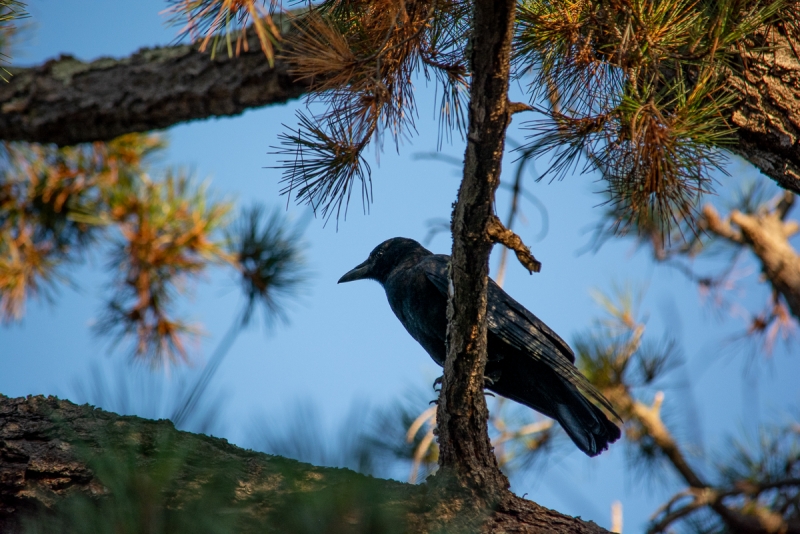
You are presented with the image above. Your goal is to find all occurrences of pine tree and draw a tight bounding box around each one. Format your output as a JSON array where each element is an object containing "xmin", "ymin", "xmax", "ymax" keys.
[{"xmin": 1, "ymin": 1, "xmax": 799, "ymax": 532}]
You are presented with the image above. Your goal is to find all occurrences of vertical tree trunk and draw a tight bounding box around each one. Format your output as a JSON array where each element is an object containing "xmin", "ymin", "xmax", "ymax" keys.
[{"xmin": 436, "ymin": 0, "xmax": 516, "ymax": 502}]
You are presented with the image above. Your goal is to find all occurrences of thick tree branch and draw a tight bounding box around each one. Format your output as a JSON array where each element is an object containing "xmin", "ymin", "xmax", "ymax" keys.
[
  {"xmin": 728, "ymin": 24, "xmax": 800, "ymax": 195},
  {"xmin": 701, "ymin": 204, "xmax": 745, "ymax": 243},
  {"xmin": 0, "ymin": 36, "xmax": 308, "ymax": 146},
  {"xmin": 437, "ymin": 0, "xmax": 516, "ymax": 504},
  {"xmin": 729, "ymin": 208, "xmax": 800, "ymax": 320},
  {"xmin": 0, "ymin": 395, "xmax": 612, "ymax": 534}
]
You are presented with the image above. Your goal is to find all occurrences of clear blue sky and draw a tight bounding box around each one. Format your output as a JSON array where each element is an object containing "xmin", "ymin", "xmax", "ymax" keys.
[{"xmin": 2, "ymin": 1, "xmax": 799, "ymax": 531}]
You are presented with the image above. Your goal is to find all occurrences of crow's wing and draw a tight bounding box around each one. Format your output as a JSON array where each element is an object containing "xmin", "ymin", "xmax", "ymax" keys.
[{"xmin": 423, "ymin": 255, "xmax": 619, "ymax": 418}]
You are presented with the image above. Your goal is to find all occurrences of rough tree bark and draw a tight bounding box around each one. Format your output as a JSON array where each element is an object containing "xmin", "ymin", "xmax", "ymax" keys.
[
  {"xmin": 432, "ymin": 5, "xmax": 547, "ymax": 528},
  {"xmin": 0, "ymin": 15, "xmax": 799, "ymax": 199},
  {"xmin": 0, "ymin": 395, "xmax": 611, "ymax": 534},
  {"xmin": 436, "ymin": 0, "xmax": 515, "ymax": 503},
  {"xmin": 0, "ymin": 37, "xmax": 307, "ymax": 146},
  {"xmin": 727, "ymin": 23, "xmax": 800, "ymax": 195}
]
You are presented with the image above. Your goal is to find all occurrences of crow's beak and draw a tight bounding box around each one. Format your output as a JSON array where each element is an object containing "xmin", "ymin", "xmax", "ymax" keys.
[{"xmin": 337, "ymin": 259, "xmax": 371, "ymax": 283}]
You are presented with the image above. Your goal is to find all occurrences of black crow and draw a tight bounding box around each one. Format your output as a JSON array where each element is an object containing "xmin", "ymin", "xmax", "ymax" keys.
[{"xmin": 338, "ymin": 237, "xmax": 621, "ymax": 457}]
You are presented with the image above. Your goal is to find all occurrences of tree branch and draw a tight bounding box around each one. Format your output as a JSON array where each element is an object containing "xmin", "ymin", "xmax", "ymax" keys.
[
  {"xmin": 0, "ymin": 34, "xmax": 308, "ymax": 146},
  {"xmin": 701, "ymin": 204, "xmax": 744, "ymax": 244},
  {"xmin": 608, "ymin": 386, "xmax": 797, "ymax": 534},
  {"xmin": 487, "ymin": 215, "xmax": 541, "ymax": 274},
  {"xmin": 776, "ymin": 191, "xmax": 795, "ymax": 221},
  {"xmin": 438, "ymin": 0, "xmax": 516, "ymax": 504},
  {"xmin": 0, "ymin": 395, "xmax": 613, "ymax": 534},
  {"xmin": 726, "ymin": 206, "xmax": 800, "ymax": 321},
  {"xmin": 728, "ymin": 23, "xmax": 800, "ymax": 196},
  {"xmin": 647, "ymin": 488, "xmax": 718, "ymax": 534}
]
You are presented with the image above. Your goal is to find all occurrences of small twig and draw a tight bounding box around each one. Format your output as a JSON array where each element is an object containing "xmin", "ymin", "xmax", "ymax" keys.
[
  {"xmin": 406, "ymin": 405, "xmax": 437, "ymax": 443},
  {"xmin": 702, "ymin": 204, "xmax": 744, "ymax": 244},
  {"xmin": 496, "ymin": 154, "xmax": 524, "ymax": 287},
  {"xmin": 407, "ymin": 406, "xmax": 437, "ymax": 483},
  {"xmin": 776, "ymin": 190, "xmax": 795, "ymax": 221},
  {"xmin": 611, "ymin": 501, "xmax": 623, "ymax": 534},
  {"xmin": 491, "ymin": 419, "xmax": 553, "ymax": 447},
  {"xmin": 508, "ymin": 101, "xmax": 533, "ymax": 115},
  {"xmin": 647, "ymin": 488, "xmax": 717, "ymax": 534},
  {"xmin": 487, "ymin": 215, "xmax": 541, "ymax": 273}
]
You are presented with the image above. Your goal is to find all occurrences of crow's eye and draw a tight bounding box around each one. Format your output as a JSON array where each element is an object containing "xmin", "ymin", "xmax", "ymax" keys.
[{"xmin": 376, "ymin": 250, "xmax": 384, "ymax": 258}]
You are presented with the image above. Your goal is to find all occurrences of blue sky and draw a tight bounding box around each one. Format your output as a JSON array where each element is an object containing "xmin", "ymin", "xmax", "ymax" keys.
[{"xmin": 2, "ymin": 1, "xmax": 799, "ymax": 531}]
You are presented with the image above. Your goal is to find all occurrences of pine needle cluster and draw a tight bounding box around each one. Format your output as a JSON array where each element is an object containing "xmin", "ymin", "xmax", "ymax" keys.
[
  {"xmin": 276, "ymin": 0, "xmax": 790, "ymax": 232},
  {"xmin": 165, "ymin": 0, "xmax": 282, "ymax": 63},
  {"xmin": 0, "ymin": 135, "xmax": 163, "ymax": 322},
  {"xmin": 0, "ymin": 0, "xmax": 27, "ymax": 80},
  {"xmin": 96, "ymin": 172, "xmax": 232, "ymax": 365},
  {"xmin": 1, "ymin": 134, "xmax": 307, "ymax": 367},
  {"xmin": 276, "ymin": 0, "xmax": 469, "ymax": 222},
  {"xmin": 515, "ymin": 0, "xmax": 784, "ymax": 232},
  {"xmin": 226, "ymin": 204, "xmax": 308, "ymax": 329}
]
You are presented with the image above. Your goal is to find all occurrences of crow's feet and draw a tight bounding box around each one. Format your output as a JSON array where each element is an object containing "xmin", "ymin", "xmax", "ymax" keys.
[
  {"xmin": 432, "ymin": 375, "xmax": 443, "ymax": 392},
  {"xmin": 484, "ymin": 371, "xmax": 501, "ymax": 387}
]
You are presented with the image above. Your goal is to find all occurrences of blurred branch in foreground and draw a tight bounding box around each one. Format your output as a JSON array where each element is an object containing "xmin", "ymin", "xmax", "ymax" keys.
[
  {"xmin": 2, "ymin": 395, "xmax": 416, "ymax": 534},
  {"xmin": 4, "ymin": 395, "xmax": 605, "ymax": 533}
]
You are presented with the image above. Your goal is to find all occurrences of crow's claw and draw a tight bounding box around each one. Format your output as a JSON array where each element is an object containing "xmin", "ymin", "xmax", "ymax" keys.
[
  {"xmin": 432, "ymin": 376, "xmax": 443, "ymax": 391},
  {"xmin": 483, "ymin": 370, "xmax": 501, "ymax": 388}
]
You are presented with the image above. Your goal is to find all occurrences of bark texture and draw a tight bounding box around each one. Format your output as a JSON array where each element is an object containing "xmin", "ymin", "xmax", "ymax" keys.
[
  {"xmin": 437, "ymin": 0, "xmax": 516, "ymax": 501},
  {"xmin": 0, "ymin": 38, "xmax": 307, "ymax": 146},
  {"xmin": 0, "ymin": 395, "xmax": 612, "ymax": 534},
  {"xmin": 728, "ymin": 23, "xmax": 800, "ymax": 195}
]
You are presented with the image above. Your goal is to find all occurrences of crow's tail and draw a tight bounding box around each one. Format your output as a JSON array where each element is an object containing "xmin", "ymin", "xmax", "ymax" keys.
[
  {"xmin": 552, "ymin": 390, "xmax": 621, "ymax": 457},
  {"xmin": 488, "ymin": 356, "xmax": 622, "ymax": 457}
]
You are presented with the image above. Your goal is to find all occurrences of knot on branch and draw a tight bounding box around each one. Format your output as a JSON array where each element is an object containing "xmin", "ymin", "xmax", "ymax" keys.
[{"xmin": 486, "ymin": 215, "xmax": 541, "ymax": 273}]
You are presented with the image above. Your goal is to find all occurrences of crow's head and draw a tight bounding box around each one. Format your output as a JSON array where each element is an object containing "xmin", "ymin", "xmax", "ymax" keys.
[{"xmin": 338, "ymin": 237, "xmax": 429, "ymax": 284}]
